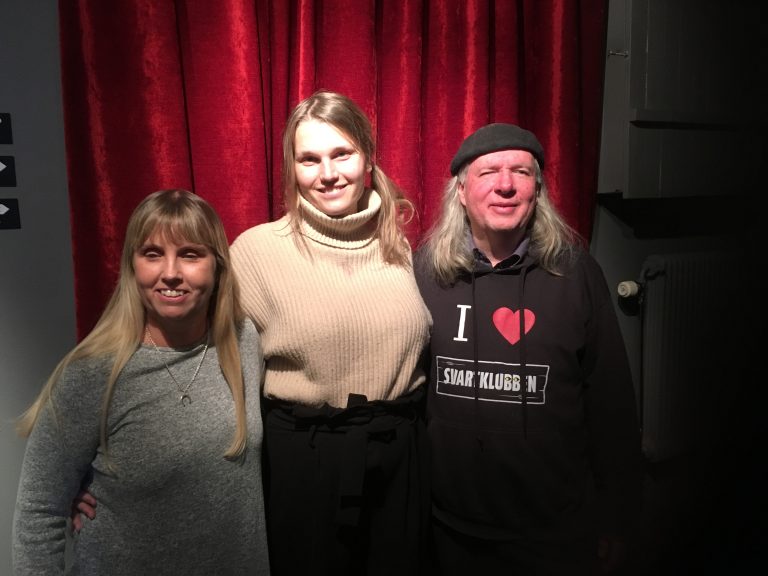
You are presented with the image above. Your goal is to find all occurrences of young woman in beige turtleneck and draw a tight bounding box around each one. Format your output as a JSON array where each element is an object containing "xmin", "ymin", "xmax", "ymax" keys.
[{"xmin": 231, "ymin": 91, "xmax": 431, "ymax": 576}]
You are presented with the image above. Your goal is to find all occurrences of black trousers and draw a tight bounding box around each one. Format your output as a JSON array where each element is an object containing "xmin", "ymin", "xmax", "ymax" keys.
[{"xmin": 262, "ymin": 387, "xmax": 430, "ymax": 576}]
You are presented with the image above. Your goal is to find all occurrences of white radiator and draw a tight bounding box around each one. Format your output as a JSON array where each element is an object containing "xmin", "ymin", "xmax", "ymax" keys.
[{"xmin": 632, "ymin": 251, "xmax": 730, "ymax": 463}]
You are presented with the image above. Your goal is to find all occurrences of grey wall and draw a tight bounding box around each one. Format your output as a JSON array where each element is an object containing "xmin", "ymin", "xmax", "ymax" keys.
[{"xmin": 0, "ymin": 2, "xmax": 76, "ymax": 573}]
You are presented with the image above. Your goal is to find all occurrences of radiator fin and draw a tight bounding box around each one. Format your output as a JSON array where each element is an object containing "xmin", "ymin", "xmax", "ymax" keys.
[{"xmin": 640, "ymin": 251, "xmax": 732, "ymax": 462}]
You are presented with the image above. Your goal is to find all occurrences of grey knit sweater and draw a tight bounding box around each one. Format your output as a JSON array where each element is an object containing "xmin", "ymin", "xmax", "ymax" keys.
[{"xmin": 12, "ymin": 320, "xmax": 270, "ymax": 575}]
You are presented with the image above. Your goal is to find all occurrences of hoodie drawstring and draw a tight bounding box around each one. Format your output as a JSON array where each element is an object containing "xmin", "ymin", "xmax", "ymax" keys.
[
  {"xmin": 471, "ymin": 267, "xmax": 483, "ymax": 451},
  {"xmin": 518, "ymin": 266, "xmax": 529, "ymax": 439}
]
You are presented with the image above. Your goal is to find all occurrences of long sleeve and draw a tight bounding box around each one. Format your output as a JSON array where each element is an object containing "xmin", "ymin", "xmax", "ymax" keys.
[{"xmin": 12, "ymin": 359, "xmax": 106, "ymax": 575}]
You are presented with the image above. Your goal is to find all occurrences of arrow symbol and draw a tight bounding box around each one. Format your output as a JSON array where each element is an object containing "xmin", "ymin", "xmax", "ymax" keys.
[
  {"xmin": 0, "ymin": 204, "xmax": 9, "ymax": 215},
  {"xmin": 0, "ymin": 160, "xmax": 5, "ymax": 172}
]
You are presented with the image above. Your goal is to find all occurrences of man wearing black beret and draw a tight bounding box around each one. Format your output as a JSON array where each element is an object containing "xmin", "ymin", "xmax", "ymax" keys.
[{"xmin": 416, "ymin": 123, "xmax": 642, "ymax": 575}]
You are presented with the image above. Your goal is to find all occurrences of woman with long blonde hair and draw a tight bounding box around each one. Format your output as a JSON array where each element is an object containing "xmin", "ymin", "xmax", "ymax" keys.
[
  {"xmin": 13, "ymin": 190, "xmax": 269, "ymax": 575},
  {"xmin": 231, "ymin": 91, "xmax": 432, "ymax": 575}
]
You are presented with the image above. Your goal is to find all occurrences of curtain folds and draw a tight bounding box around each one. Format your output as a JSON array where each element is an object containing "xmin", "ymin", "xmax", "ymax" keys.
[{"xmin": 58, "ymin": 0, "xmax": 607, "ymax": 336}]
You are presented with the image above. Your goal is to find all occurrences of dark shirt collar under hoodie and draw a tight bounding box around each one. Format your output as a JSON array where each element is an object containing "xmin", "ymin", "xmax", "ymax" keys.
[
  {"xmin": 469, "ymin": 234, "xmax": 531, "ymax": 443},
  {"xmin": 471, "ymin": 234, "xmax": 530, "ymax": 273}
]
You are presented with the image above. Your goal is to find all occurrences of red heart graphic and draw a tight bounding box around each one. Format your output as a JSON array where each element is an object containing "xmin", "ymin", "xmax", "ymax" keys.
[{"xmin": 492, "ymin": 307, "xmax": 535, "ymax": 345}]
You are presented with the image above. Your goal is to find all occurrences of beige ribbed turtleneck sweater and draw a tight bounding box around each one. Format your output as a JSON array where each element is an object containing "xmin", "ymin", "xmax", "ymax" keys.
[{"xmin": 230, "ymin": 191, "xmax": 432, "ymax": 408}]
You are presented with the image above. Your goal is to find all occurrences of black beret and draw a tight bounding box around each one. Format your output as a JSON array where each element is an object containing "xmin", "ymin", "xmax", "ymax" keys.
[{"xmin": 450, "ymin": 123, "xmax": 545, "ymax": 175}]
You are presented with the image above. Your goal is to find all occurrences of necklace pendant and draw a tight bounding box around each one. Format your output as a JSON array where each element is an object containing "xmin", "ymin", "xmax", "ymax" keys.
[{"xmin": 145, "ymin": 326, "xmax": 207, "ymax": 409}]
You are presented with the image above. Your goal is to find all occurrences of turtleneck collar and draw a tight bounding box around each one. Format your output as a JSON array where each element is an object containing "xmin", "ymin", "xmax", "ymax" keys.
[{"xmin": 297, "ymin": 189, "xmax": 381, "ymax": 249}]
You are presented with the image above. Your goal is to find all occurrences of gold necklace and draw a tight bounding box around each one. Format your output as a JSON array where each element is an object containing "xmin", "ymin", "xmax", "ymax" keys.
[{"xmin": 144, "ymin": 327, "xmax": 209, "ymax": 406}]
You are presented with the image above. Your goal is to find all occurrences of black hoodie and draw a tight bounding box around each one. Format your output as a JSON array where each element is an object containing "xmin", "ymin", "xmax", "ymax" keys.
[{"xmin": 415, "ymin": 246, "xmax": 641, "ymax": 542}]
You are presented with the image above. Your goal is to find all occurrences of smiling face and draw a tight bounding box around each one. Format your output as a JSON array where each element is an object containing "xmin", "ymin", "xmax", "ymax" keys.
[
  {"xmin": 293, "ymin": 119, "xmax": 371, "ymax": 217},
  {"xmin": 133, "ymin": 229, "xmax": 216, "ymax": 345},
  {"xmin": 459, "ymin": 149, "xmax": 539, "ymax": 248}
]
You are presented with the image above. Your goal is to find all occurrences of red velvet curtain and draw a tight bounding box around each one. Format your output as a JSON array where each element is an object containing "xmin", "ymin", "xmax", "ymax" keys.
[{"xmin": 58, "ymin": 0, "xmax": 607, "ymax": 337}]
